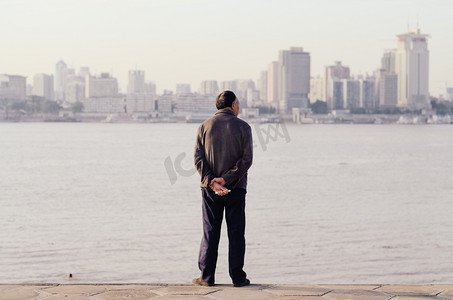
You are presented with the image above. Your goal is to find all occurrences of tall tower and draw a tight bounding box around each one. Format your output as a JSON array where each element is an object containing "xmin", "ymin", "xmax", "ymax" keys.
[
  {"xmin": 55, "ymin": 60, "xmax": 67, "ymax": 101},
  {"xmin": 267, "ymin": 61, "xmax": 279, "ymax": 104},
  {"xmin": 128, "ymin": 70, "xmax": 145, "ymax": 94},
  {"xmin": 395, "ymin": 28, "xmax": 430, "ymax": 109},
  {"xmin": 278, "ymin": 47, "xmax": 310, "ymax": 112}
]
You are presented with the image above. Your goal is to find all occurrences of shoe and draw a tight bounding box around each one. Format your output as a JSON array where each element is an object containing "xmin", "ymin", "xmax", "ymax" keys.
[
  {"xmin": 233, "ymin": 278, "xmax": 250, "ymax": 287},
  {"xmin": 192, "ymin": 277, "xmax": 214, "ymax": 287}
]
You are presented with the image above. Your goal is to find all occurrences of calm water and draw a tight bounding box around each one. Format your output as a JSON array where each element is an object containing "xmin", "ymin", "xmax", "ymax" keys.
[{"xmin": 1, "ymin": 122, "xmax": 452, "ymax": 284}]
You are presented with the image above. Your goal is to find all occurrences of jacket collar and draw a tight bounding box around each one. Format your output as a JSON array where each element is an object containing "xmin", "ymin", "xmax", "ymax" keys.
[{"xmin": 215, "ymin": 108, "xmax": 235, "ymax": 116}]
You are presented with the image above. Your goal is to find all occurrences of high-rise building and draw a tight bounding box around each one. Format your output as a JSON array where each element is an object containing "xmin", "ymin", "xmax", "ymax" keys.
[
  {"xmin": 145, "ymin": 82, "xmax": 157, "ymax": 95},
  {"xmin": 0, "ymin": 74, "xmax": 27, "ymax": 101},
  {"xmin": 200, "ymin": 80, "xmax": 219, "ymax": 95},
  {"xmin": 55, "ymin": 60, "xmax": 67, "ymax": 101},
  {"xmin": 342, "ymin": 79, "xmax": 360, "ymax": 109},
  {"xmin": 85, "ymin": 73, "xmax": 118, "ymax": 98},
  {"xmin": 395, "ymin": 28, "xmax": 430, "ymax": 109},
  {"xmin": 309, "ymin": 76, "xmax": 325, "ymax": 103},
  {"xmin": 279, "ymin": 47, "xmax": 310, "ymax": 112},
  {"xmin": 360, "ymin": 78, "xmax": 376, "ymax": 109},
  {"xmin": 257, "ymin": 70, "xmax": 267, "ymax": 102},
  {"xmin": 219, "ymin": 81, "xmax": 237, "ymax": 92},
  {"xmin": 32, "ymin": 74, "xmax": 54, "ymax": 100},
  {"xmin": 327, "ymin": 80, "xmax": 344, "ymax": 110},
  {"xmin": 381, "ymin": 49, "xmax": 396, "ymax": 73},
  {"xmin": 267, "ymin": 61, "xmax": 279, "ymax": 103},
  {"xmin": 376, "ymin": 69, "xmax": 398, "ymax": 108},
  {"xmin": 324, "ymin": 61, "xmax": 350, "ymax": 110},
  {"xmin": 176, "ymin": 84, "xmax": 191, "ymax": 95},
  {"xmin": 128, "ymin": 70, "xmax": 145, "ymax": 94}
]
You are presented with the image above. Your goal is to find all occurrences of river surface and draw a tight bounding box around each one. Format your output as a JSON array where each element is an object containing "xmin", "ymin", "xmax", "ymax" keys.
[{"xmin": 1, "ymin": 122, "xmax": 452, "ymax": 284}]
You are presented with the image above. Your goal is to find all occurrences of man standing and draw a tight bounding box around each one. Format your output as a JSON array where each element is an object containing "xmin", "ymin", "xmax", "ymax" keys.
[{"xmin": 193, "ymin": 90, "xmax": 253, "ymax": 287}]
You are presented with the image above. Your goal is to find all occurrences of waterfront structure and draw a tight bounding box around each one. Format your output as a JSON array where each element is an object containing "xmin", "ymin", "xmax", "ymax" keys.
[
  {"xmin": 200, "ymin": 80, "xmax": 219, "ymax": 95},
  {"xmin": 128, "ymin": 70, "xmax": 145, "ymax": 94},
  {"xmin": 85, "ymin": 73, "xmax": 118, "ymax": 98},
  {"xmin": 82, "ymin": 96, "xmax": 125, "ymax": 113},
  {"xmin": 0, "ymin": 74, "xmax": 26, "ymax": 101},
  {"xmin": 279, "ymin": 47, "xmax": 310, "ymax": 112},
  {"xmin": 54, "ymin": 60, "xmax": 67, "ymax": 101},
  {"xmin": 173, "ymin": 94, "xmax": 217, "ymax": 114},
  {"xmin": 257, "ymin": 70, "xmax": 267, "ymax": 101},
  {"xmin": 126, "ymin": 93, "xmax": 155, "ymax": 112},
  {"xmin": 394, "ymin": 28, "xmax": 430, "ymax": 109},
  {"xmin": 342, "ymin": 79, "xmax": 360, "ymax": 109},
  {"xmin": 376, "ymin": 69, "xmax": 398, "ymax": 108},
  {"xmin": 176, "ymin": 84, "xmax": 191, "ymax": 95},
  {"xmin": 267, "ymin": 61, "xmax": 279, "ymax": 104},
  {"xmin": 325, "ymin": 61, "xmax": 350, "ymax": 110},
  {"xmin": 32, "ymin": 74, "xmax": 54, "ymax": 100},
  {"xmin": 360, "ymin": 77, "xmax": 376, "ymax": 109},
  {"xmin": 309, "ymin": 76, "xmax": 325, "ymax": 103}
]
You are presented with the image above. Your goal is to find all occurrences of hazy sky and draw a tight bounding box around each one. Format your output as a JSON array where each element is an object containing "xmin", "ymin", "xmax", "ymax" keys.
[{"xmin": 1, "ymin": 0, "xmax": 452, "ymax": 96}]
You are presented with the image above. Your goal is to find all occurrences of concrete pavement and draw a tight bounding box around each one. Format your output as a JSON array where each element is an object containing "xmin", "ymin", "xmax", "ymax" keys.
[{"xmin": 1, "ymin": 284, "xmax": 453, "ymax": 299}]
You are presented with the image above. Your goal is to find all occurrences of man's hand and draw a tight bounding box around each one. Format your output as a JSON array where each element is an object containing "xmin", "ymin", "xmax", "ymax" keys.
[
  {"xmin": 209, "ymin": 182, "xmax": 230, "ymax": 196},
  {"xmin": 210, "ymin": 177, "xmax": 226, "ymax": 187}
]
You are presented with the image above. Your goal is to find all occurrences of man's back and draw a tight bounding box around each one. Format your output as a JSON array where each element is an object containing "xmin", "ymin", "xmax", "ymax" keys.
[{"xmin": 195, "ymin": 108, "xmax": 253, "ymax": 190}]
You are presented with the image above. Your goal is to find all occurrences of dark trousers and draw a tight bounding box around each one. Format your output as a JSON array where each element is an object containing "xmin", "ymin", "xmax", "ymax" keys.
[{"xmin": 198, "ymin": 187, "xmax": 247, "ymax": 285}]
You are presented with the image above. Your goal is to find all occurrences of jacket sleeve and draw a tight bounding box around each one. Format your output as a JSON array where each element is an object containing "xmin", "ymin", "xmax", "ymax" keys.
[
  {"xmin": 194, "ymin": 124, "xmax": 215, "ymax": 187},
  {"xmin": 221, "ymin": 125, "xmax": 253, "ymax": 188}
]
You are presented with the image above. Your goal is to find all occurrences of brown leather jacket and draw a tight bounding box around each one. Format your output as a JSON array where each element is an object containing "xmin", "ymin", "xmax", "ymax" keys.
[{"xmin": 194, "ymin": 108, "xmax": 253, "ymax": 190}]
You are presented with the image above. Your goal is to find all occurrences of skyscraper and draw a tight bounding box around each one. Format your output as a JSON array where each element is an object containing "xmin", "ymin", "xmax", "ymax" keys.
[
  {"xmin": 32, "ymin": 74, "xmax": 54, "ymax": 100},
  {"xmin": 200, "ymin": 80, "xmax": 219, "ymax": 96},
  {"xmin": 257, "ymin": 71, "xmax": 267, "ymax": 102},
  {"xmin": 278, "ymin": 47, "xmax": 310, "ymax": 112},
  {"xmin": 325, "ymin": 62, "xmax": 350, "ymax": 110},
  {"xmin": 128, "ymin": 70, "xmax": 145, "ymax": 94},
  {"xmin": 267, "ymin": 61, "xmax": 279, "ymax": 103},
  {"xmin": 55, "ymin": 60, "xmax": 67, "ymax": 101},
  {"xmin": 395, "ymin": 28, "xmax": 430, "ymax": 109}
]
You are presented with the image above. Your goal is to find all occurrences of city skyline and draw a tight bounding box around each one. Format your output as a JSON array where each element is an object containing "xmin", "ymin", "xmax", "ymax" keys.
[{"xmin": 1, "ymin": 0, "xmax": 452, "ymax": 96}]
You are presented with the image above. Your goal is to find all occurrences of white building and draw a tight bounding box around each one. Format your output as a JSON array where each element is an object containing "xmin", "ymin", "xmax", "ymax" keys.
[
  {"xmin": 173, "ymin": 94, "xmax": 217, "ymax": 114},
  {"xmin": 0, "ymin": 74, "xmax": 26, "ymax": 101},
  {"xmin": 309, "ymin": 76, "xmax": 325, "ymax": 103},
  {"xmin": 279, "ymin": 47, "xmax": 310, "ymax": 112},
  {"xmin": 82, "ymin": 96, "xmax": 125, "ymax": 113},
  {"xmin": 145, "ymin": 82, "xmax": 157, "ymax": 95},
  {"xmin": 65, "ymin": 74, "xmax": 86, "ymax": 103},
  {"xmin": 324, "ymin": 61, "xmax": 350, "ymax": 106},
  {"xmin": 257, "ymin": 70, "xmax": 267, "ymax": 101},
  {"xmin": 200, "ymin": 80, "xmax": 219, "ymax": 95},
  {"xmin": 176, "ymin": 84, "xmax": 191, "ymax": 95},
  {"xmin": 85, "ymin": 73, "xmax": 118, "ymax": 98},
  {"xmin": 54, "ymin": 60, "xmax": 67, "ymax": 101},
  {"xmin": 219, "ymin": 81, "xmax": 237, "ymax": 92},
  {"xmin": 128, "ymin": 70, "xmax": 145, "ymax": 94},
  {"xmin": 267, "ymin": 61, "xmax": 279, "ymax": 104},
  {"xmin": 32, "ymin": 74, "xmax": 54, "ymax": 100},
  {"xmin": 126, "ymin": 93, "xmax": 155, "ymax": 112},
  {"xmin": 395, "ymin": 28, "xmax": 430, "ymax": 109}
]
